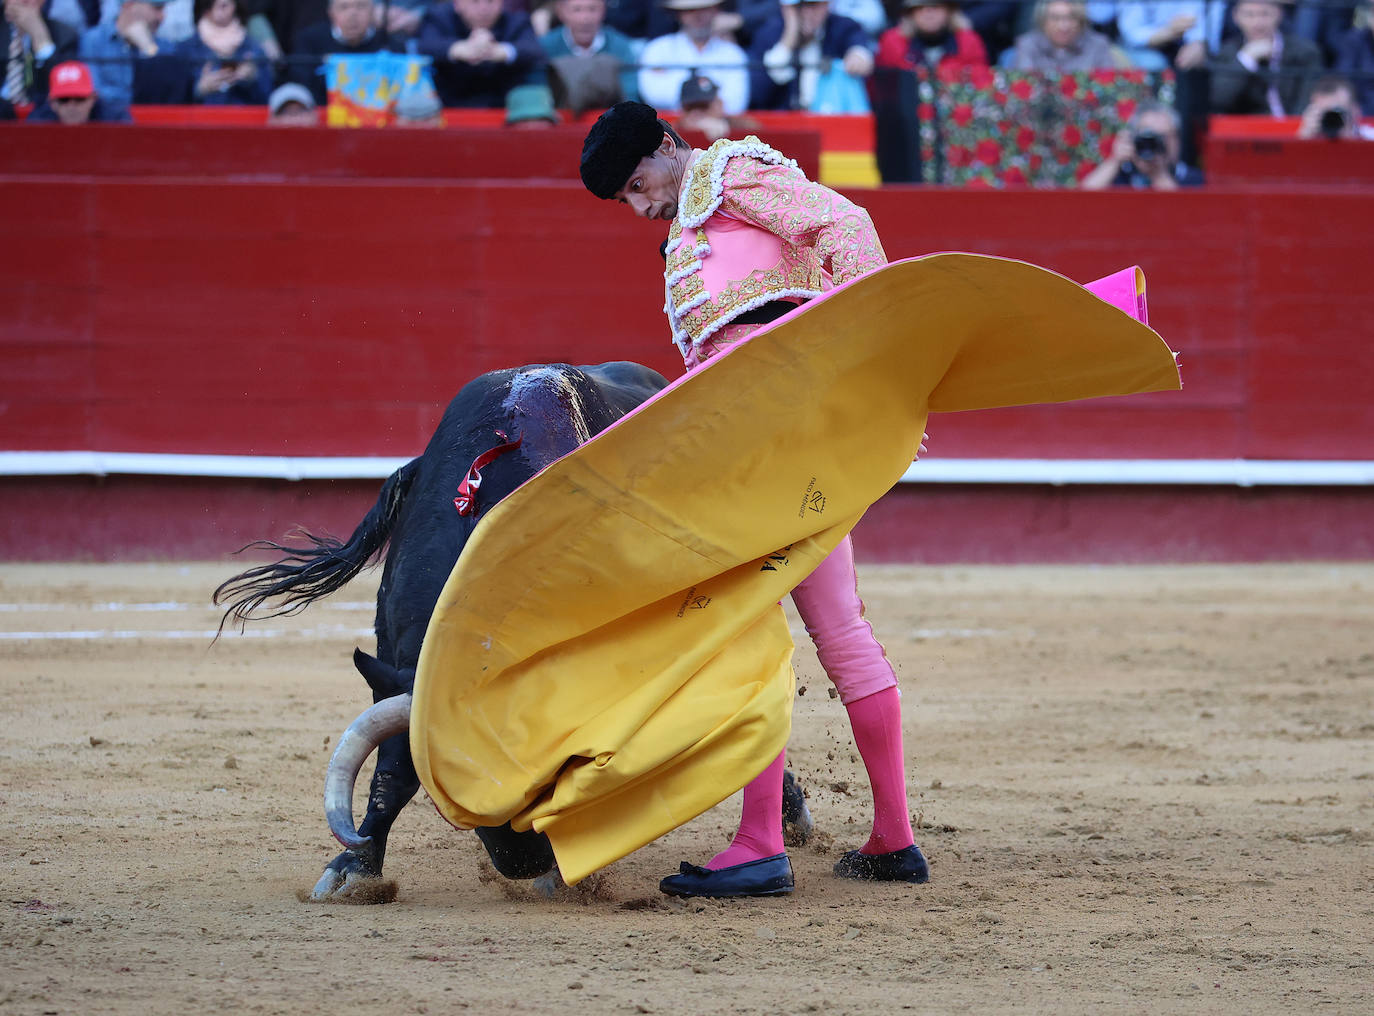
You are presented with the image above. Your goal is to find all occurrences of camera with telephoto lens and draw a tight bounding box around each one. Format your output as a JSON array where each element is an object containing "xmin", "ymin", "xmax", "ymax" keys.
[
  {"xmin": 1319, "ymin": 107, "xmax": 1350, "ymax": 140},
  {"xmin": 1132, "ymin": 129, "xmax": 1165, "ymax": 160}
]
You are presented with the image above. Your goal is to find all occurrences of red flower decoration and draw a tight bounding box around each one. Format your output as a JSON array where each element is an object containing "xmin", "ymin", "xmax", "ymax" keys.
[
  {"xmin": 1055, "ymin": 149, "xmax": 1072, "ymax": 165},
  {"xmin": 997, "ymin": 119, "xmax": 1012, "ymax": 134},
  {"xmin": 1117, "ymin": 98, "xmax": 1137, "ymax": 121},
  {"xmin": 1062, "ymin": 124, "xmax": 1082, "ymax": 147},
  {"xmin": 1099, "ymin": 135, "xmax": 1115, "ymax": 158},
  {"xmin": 947, "ymin": 145, "xmax": 971, "ymax": 167},
  {"xmin": 975, "ymin": 138, "xmax": 1002, "ymax": 165},
  {"xmin": 1029, "ymin": 154, "xmax": 1043, "ymax": 171},
  {"xmin": 952, "ymin": 103, "xmax": 974, "ymax": 127},
  {"xmin": 1011, "ymin": 79, "xmax": 1033, "ymax": 101},
  {"xmin": 969, "ymin": 66, "xmax": 994, "ymax": 90},
  {"xmin": 1091, "ymin": 69, "xmax": 1116, "ymax": 86},
  {"xmin": 1001, "ymin": 166, "xmax": 1027, "ymax": 186},
  {"xmin": 1075, "ymin": 161, "xmax": 1096, "ymax": 182},
  {"xmin": 917, "ymin": 102, "xmax": 935, "ymax": 122},
  {"xmin": 993, "ymin": 90, "xmax": 1008, "ymax": 105},
  {"xmin": 1016, "ymin": 126, "xmax": 1035, "ymax": 151},
  {"xmin": 1060, "ymin": 76, "xmax": 1079, "ymax": 99}
]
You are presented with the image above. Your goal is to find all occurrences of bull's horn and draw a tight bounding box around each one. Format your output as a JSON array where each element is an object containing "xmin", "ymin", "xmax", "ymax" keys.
[{"xmin": 323, "ymin": 693, "xmax": 413, "ymax": 851}]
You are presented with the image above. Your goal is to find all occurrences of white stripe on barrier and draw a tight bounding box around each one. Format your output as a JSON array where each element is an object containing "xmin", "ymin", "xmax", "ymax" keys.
[
  {"xmin": 2, "ymin": 451, "xmax": 1373, "ymax": 487},
  {"xmin": 898, "ymin": 458, "xmax": 1374, "ymax": 487},
  {"xmin": 0, "ymin": 626, "xmax": 377, "ymax": 641},
  {"xmin": 0, "ymin": 451, "xmax": 412, "ymax": 481},
  {"xmin": 0, "ymin": 600, "xmax": 376, "ymax": 613}
]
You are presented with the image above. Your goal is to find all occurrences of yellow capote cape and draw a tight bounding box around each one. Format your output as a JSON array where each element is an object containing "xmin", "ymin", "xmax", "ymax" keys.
[{"xmin": 410, "ymin": 253, "xmax": 1181, "ymax": 884}]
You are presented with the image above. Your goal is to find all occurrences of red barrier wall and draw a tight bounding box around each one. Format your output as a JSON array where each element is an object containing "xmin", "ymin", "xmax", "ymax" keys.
[
  {"xmin": 1203, "ymin": 136, "xmax": 1374, "ymax": 187},
  {"xmin": 6, "ymin": 177, "xmax": 1372, "ymax": 461},
  {"xmin": 3, "ymin": 127, "xmax": 1373, "ymax": 561}
]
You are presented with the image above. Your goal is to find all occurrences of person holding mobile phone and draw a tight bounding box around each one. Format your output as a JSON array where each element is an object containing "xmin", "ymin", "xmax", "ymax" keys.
[{"xmin": 173, "ymin": 0, "xmax": 269, "ymax": 104}]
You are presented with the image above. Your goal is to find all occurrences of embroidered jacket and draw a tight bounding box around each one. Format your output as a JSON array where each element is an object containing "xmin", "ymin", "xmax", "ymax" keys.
[{"xmin": 663, "ymin": 136, "xmax": 887, "ymax": 359}]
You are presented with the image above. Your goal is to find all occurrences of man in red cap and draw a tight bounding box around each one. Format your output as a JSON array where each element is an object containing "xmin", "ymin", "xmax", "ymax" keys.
[{"xmin": 25, "ymin": 59, "xmax": 130, "ymax": 122}]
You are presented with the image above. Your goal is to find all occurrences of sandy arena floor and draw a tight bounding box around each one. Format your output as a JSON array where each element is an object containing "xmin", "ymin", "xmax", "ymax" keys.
[{"xmin": 2, "ymin": 561, "xmax": 1371, "ymax": 1014}]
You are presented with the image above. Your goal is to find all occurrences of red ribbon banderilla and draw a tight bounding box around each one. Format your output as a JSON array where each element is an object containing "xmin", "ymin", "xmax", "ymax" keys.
[{"xmin": 454, "ymin": 430, "xmax": 522, "ymax": 516}]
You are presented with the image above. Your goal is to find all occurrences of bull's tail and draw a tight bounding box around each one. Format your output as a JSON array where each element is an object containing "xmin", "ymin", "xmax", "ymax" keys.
[{"xmin": 213, "ymin": 460, "xmax": 420, "ymax": 634}]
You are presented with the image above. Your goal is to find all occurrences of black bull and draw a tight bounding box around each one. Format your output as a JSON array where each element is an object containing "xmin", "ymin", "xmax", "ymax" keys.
[{"xmin": 215, "ymin": 361, "xmax": 810, "ymax": 900}]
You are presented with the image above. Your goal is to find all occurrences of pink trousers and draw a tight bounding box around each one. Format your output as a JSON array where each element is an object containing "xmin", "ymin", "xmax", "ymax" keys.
[
  {"xmin": 789, "ymin": 535, "xmax": 897, "ymax": 705},
  {"xmin": 686, "ymin": 326, "xmax": 897, "ymax": 706}
]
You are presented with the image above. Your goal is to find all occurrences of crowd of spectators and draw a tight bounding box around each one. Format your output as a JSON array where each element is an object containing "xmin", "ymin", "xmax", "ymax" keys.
[{"xmin": 4, "ymin": 0, "xmax": 1371, "ymax": 182}]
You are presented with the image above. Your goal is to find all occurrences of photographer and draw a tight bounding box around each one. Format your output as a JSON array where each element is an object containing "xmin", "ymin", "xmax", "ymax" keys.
[
  {"xmin": 1297, "ymin": 74, "xmax": 1374, "ymax": 139},
  {"xmin": 1081, "ymin": 101, "xmax": 1204, "ymax": 190}
]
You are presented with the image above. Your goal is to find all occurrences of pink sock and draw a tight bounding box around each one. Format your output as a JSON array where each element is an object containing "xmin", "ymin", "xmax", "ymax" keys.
[
  {"xmin": 845, "ymin": 687, "xmax": 915, "ymax": 855},
  {"xmin": 707, "ymin": 751, "xmax": 786, "ymax": 869}
]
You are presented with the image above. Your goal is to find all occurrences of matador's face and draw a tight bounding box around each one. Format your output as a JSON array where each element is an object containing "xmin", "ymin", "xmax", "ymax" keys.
[{"xmin": 613, "ymin": 135, "xmax": 683, "ymax": 222}]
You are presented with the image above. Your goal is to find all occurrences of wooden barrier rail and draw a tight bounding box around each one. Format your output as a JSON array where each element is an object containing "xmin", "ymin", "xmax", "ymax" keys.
[{"xmin": 1, "ymin": 123, "xmax": 822, "ymax": 185}]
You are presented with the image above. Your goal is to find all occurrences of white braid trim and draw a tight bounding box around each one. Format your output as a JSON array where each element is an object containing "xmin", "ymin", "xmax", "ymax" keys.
[
  {"xmin": 665, "ymin": 257, "xmax": 703, "ymax": 290},
  {"xmin": 663, "ymin": 237, "xmax": 713, "ymax": 349},
  {"xmin": 672, "ymin": 328, "xmax": 692, "ymax": 357},
  {"xmin": 668, "ymin": 287, "xmax": 711, "ymax": 356},
  {"xmin": 665, "ymin": 236, "xmax": 710, "ymax": 292},
  {"xmin": 680, "ymin": 138, "xmax": 799, "ymax": 229},
  {"xmin": 673, "ymin": 290, "xmax": 711, "ymax": 317},
  {"xmin": 688, "ymin": 287, "xmax": 823, "ymax": 351}
]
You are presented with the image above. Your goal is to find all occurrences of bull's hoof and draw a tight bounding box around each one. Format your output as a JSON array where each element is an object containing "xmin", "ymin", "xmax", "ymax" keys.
[
  {"xmin": 531, "ymin": 867, "xmax": 565, "ymax": 899},
  {"xmin": 305, "ymin": 870, "xmax": 399, "ymax": 905},
  {"xmin": 305, "ymin": 847, "xmax": 398, "ymax": 904},
  {"xmin": 781, "ymin": 769, "xmax": 814, "ymax": 847},
  {"xmin": 473, "ymin": 823, "xmax": 556, "ymax": 880}
]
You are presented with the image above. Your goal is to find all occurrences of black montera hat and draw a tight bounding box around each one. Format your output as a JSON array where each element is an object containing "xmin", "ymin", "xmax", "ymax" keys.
[{"xmin": 580, "ymin": 101, "xmax": 667, "ymax": 200}]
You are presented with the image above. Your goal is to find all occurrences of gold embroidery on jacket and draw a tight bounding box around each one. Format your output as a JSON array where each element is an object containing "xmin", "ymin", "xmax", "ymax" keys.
[{"xmin": 666, "ymin": 137, "xmax": 887, "ymax": 352}]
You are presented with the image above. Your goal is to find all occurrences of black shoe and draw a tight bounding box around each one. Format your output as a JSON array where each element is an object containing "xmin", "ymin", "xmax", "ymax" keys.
[
  {"xmin": 659, "ymin": 853, "xmax": 795, "ymax": 898},
  {"xmin": 832, "ymin": 845, "xmax": 930, "ymax": 883}
]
